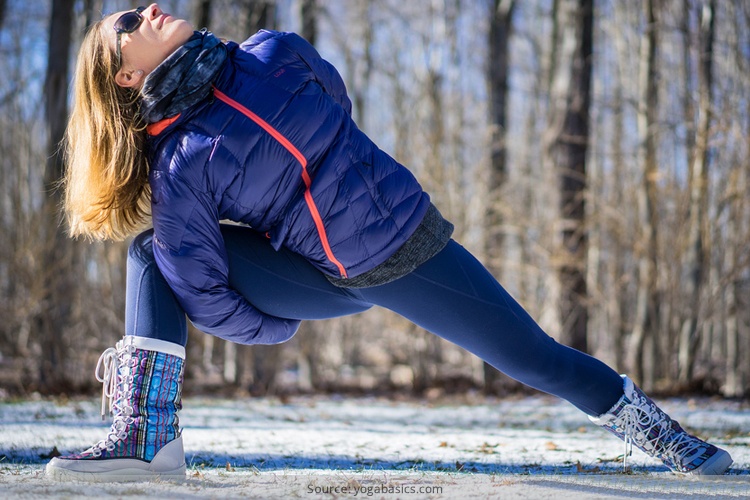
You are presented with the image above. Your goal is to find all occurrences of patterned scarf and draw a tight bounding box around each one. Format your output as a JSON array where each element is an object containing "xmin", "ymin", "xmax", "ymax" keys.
[{"xmin": 140, "ymin": 29, "xmax": 227, "ymax": 124}]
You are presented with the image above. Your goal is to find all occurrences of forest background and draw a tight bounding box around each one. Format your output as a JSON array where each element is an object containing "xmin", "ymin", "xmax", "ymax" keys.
[{"xmin": 0, "ymin": 0, "xmax": 748, "ymax": 400}]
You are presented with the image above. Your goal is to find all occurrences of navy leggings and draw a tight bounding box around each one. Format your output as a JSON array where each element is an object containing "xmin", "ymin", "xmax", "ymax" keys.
[{"xmin": 126, "ymin": 225, "xmax": 624, "ymax": 416}]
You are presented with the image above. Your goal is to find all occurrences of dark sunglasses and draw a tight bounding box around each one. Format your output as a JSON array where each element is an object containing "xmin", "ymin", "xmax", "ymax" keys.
[{"xmin": 114, "ymin": 6, "xmax": 146, "ymax": 67}]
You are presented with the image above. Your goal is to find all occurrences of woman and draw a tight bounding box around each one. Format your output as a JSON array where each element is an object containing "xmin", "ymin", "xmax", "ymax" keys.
[{"xmin": 46, "ymin": 4, "xmax": 732, "ymax": 481}]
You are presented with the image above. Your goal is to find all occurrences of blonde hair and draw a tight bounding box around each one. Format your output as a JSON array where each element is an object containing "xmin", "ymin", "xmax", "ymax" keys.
[{"xmin": 63, "ymin": 20, "xmax": 150, "ymax": 241}]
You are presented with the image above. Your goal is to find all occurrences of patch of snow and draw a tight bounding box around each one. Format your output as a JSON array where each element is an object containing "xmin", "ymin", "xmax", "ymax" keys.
[{"xmin": 0, "ymin": 395, "xmax": 748, "ymax": 498}]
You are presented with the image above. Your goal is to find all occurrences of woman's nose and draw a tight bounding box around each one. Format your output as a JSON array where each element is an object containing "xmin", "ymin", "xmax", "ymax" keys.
[{"xmin": 145, "ymin": 3, "xmax": 162, "ymax": 20}]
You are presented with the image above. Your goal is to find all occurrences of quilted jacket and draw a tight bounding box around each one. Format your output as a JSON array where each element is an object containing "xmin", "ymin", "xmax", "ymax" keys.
[{"xmin": 146, "ymin": 30, "xmax": 431, "ymax": 344}]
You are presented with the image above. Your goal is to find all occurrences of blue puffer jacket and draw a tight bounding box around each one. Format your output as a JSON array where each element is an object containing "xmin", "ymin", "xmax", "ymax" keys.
[{"xmin": 146, "ymin": 30, "xmax": 431, "ymax": 345}]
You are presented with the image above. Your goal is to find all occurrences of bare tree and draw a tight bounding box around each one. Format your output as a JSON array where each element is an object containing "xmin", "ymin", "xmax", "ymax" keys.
[
  {"xmin": 625, "ymin": 0, "xmax": 659, "ymax": 390},
  {"xmin": 348, "ymin": 0, "xmax": 373, "ymax": 126},
  {"xmin": 483, "ymin": 0, "xmax": 515, "ymax": 394},
  {"xmin": 37, "ymin": 0, "xmax": 77, "ymax": 393},
  {"xmin": 242, "ymin": 0, "xmax": 276, "ymax": 33},
  {"xmin": 82, "ymin": 0, "xmax": 102, "ymax": 29},
  {"xmin": 678, "ymin": 0, "xmax": 715, "ymax": 384},
  {"xmin": 721, "ymin": 0, "xmax": 750, "ymax": 398},
  {"xmin": 544, "ymin": 0, "xmax": 593, "ymax": 353},
  {"xmin": 299, "ymin": 0, "xmax": 317, "ymax": 43},
  {"xmin": 193, "ymin": 0, "xmax": 213, "ymax": 30}
]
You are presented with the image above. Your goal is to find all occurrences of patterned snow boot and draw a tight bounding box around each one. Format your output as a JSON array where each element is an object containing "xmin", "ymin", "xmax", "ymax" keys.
[
  {"xmin": 46, "ymin": 336, "xmax": 186, "ymax": 481},
  {"xmin": 590, "ymin": 375, "xmax": 732, "ymax": 475}
]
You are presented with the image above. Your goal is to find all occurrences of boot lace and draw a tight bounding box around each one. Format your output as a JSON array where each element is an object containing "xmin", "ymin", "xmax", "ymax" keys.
[
  {"xmin": 90, "ymin": 340, "xmax": 137, "ymax": 457},
  {"xmin": 618, "ymin": 393, "xmax": 707, "ymax": 472}
]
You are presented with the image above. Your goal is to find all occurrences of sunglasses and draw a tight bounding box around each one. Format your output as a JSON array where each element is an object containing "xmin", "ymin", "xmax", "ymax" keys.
[{"xmin": 114, "ymin": 6, "xmax": 146, "ymax": 67}]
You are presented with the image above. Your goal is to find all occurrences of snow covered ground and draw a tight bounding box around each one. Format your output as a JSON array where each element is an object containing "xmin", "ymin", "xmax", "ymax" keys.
[{"xmin": 0, "ymin": 393, "xmax": 748, "ymax": 498}]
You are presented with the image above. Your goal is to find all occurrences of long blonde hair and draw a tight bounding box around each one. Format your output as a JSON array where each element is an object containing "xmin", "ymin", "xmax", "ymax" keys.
[{"xmin": 63, "ymin": 20, "xmax": 150, "ymax": 241}]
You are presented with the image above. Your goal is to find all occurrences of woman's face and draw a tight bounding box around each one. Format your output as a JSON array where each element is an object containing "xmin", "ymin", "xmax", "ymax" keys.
[{"xmin": 103, "ymin": 3, "xmax": 194, "ymax": 88}]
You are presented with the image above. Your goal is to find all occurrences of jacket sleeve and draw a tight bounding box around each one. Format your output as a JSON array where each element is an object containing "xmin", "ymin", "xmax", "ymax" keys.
[
  {"xmin": 149, "ymin": 145, "xmax": 300, "ymax": 345},
  {"xmin": 280, "ymin": 32, "xmax": 353, "ymax": 115}
]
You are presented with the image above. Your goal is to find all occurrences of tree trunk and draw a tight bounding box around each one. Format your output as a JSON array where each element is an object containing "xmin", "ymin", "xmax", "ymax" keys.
[
  {"xmin": 723, "ymin": 23, "xmax": 750, "ymax": 395},
  {"xmin": 593, "ymin": 1, "xmax": 629, "ymax": 370},
  {"xmin": 351, "ymin": 0, "xmax": 373, "ymax": 126},
  {"xmin": 545, "ymin": 0, "xmax": 593, "ymax": 353},
  {"xmin": 243, "ymin": 0, "xmax": 276, "ymax": 33},
  {"xmin": 626, "ymin": 0, "xmax": 659, "ymax": 390},
  {"xmin": 678, "ymin": 0, "xmax": 715, "ymax": 385},
  {"xmin": 38, "ymin": 0, "xmax": 76, "ymax": 393},
  {"xmin": 299, "ymin": 0, "xmax": 318, "ymax": 43},
  {"xmin": 483, "ymin": 0, "xmax": 515, "ymax": 395},
  {"xmin": 723, "ymin": 164, "xmax": 746, "ymax": 396},
  {"xmin": 193, "ymin": 0, "xmax": 213, "ymax": 30}
]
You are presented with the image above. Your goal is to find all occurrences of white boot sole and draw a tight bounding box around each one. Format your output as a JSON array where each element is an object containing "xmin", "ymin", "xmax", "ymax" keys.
[
  {"xmin": 45, "ymin": 435, "xmax": 186, "ymax": 482},
  {"xmin": 687, "ymin": 448, "xmax": 733, "ymax": 475}
]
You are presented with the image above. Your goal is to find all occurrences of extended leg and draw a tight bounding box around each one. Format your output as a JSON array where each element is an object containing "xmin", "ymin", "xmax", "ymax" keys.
[
  {"xmin": 358, "ymin": 240, "xmax": 624, "ymax": 416},
  {"xmin": 358, "ymin": 240, "xmax": 731, "ymax": 474}
]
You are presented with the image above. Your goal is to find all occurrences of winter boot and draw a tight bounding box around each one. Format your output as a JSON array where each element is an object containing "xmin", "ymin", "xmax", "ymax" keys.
[
  {"xmin": 46, "ymin": 336, "xmax": 186, "ymax": 481},
  {"xmin": 590, "ymin": 375, "xmax": 732, "ymax": 475}
]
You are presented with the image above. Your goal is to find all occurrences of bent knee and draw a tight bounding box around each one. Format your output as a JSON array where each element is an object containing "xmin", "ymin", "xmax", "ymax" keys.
[{"xmin": 128, "ymin": 229, "xmax": 156, "ymax": 265}]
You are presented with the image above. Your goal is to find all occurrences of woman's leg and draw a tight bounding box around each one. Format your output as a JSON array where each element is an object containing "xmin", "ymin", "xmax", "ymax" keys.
[
  {"xmin": 48, "ymin": 231, "xmax": 187, "ymax": 480},
  {"xmin": 358, "ymin": 240, "xmax": 624, "ymax": 417},
  {"xmin": 220, "ymin": 228, "xmax": 624, "ymax": 416},
  {"xmin": 221, "ymin": 224, "xmax": 373, "ymax": 320},
  {"xmin": 220, "ymin": 227, "xmax": 623, "ymax": 415},
  {"xmin": 129, "ymin": 226, "xmax": 621, "ymax": 414},
  {"xmin": 126, "ymin": 230, "xmax": 188, "ymax": 345},
  {"xmin": 51, "ymin": 226, "xmax": 368, "ymax": 480},
  {"xmin": 121, "ymin": 228, "xmax": 730, "ymax": 475},
  {"xmin": 126, "ymin": 226, "xmax": 373, "ymax": 344}
]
